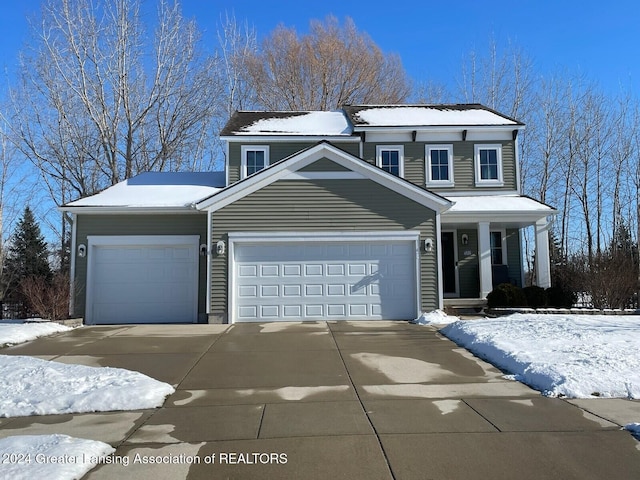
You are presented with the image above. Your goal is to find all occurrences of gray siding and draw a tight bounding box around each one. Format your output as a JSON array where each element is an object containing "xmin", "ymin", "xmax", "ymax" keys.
[
  {"xmin": 210, "ymin": 179, "xmax": 438, "ymax": 319},
  {"xmin": 299, "ymin": 158, "xmax": 351, "ymax": 172},
  {"xmin": 228, "ymin": 142, "xmax": 360, "ymax": 183},
  {"xmin": 73, "ymin": 214, "xmax": 208, "ymax": 319},
  {"xmin": 362, "ymin": 141, "xmax": 517, "ymax": 192}
]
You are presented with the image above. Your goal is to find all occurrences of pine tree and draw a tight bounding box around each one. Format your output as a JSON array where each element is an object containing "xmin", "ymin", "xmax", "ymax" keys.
[{"xmin": 3, "ymin": 207, "xmax": 51, "ymax": 316}]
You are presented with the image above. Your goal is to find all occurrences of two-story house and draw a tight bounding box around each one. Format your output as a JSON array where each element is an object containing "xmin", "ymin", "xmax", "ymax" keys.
[{"xmin": 61, "ymin": 104, "xmax": 555, "ymax": 324}]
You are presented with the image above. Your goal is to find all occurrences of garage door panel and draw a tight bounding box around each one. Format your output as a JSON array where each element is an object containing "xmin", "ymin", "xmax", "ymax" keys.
[
  {"xmin": 233, "ymin": 239, "xmax": 417, "ymax": 322},
  {"xmin": 88, "ymin": 238, "xmax": 198, "ymax": 324}
]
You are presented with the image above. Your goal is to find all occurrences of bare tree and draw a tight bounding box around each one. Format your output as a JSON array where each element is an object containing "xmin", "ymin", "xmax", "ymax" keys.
[
  {"xmin": 6, "ymin": 0, "xmax": 220, "ymax": 205},
  {"xmin": 246, "ymin": 16, "xmax": 410, "ymax": 110}
]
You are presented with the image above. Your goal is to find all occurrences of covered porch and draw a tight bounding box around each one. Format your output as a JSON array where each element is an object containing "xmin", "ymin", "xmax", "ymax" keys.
[{"xmin": 439, "ymin": 195, "xmax": 557, "ymax": 307}]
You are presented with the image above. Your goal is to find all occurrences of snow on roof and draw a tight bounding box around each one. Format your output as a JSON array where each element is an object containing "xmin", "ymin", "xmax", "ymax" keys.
[
  {"xmin": 346, "ymin": 105, "xmax": 521, "ymax": 127},
  {"xmin": 445, "ymin": 195, "xmax": 555, "ymax": 213},
  {"xmin": 65, "ymin": 172, "xmax": 225, "ymax": 209},
  {"xmin": 223, "ymin": 111, "xmax": 352, "ymax": 136}
]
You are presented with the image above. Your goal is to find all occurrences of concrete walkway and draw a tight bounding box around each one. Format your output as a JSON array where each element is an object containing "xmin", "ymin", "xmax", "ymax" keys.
[{"xmin": 1, "ymin": 321, "xmax": 640, "ymax": 479}]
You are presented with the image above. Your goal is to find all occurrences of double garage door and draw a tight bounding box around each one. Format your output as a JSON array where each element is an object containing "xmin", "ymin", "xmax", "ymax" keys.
[
  {"xmin": 233, "ymin": 237, "xmax": 418, "ymax": 322},
  {"xmin": 87, "ymin": 236, "xmax": 199, "ymax": 324}
]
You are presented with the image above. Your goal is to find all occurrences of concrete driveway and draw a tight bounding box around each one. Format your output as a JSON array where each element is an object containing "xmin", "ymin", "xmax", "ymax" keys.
[{"xmin": 1, "ymin": 321, "xmax": 640, "ymax": 479}]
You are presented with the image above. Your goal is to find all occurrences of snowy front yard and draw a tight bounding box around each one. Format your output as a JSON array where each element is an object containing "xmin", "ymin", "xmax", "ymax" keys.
[
  {"xmin": 440, "ymin": 313, "xmax": 640, "ymax": 400},
  {"xmin": 0, "ymin": 321, "xmax": 174, "ymax": 479}
]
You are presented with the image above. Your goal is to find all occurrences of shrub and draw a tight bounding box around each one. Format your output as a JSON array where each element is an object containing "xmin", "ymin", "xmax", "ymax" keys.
[
  {"xmin": 20, "ymin": 273, "xmax": 70, "ymax": 321},
  {"xmin": 545, "ymin": 286, "xmax": 576, "ymax": 308},
  {"xmin": 523, "ymin": 286, "xmax": 547, "ymax": 308},
  {"xmin": 487, "ymin": 283, "xmax": 527, "ymax": 308}
]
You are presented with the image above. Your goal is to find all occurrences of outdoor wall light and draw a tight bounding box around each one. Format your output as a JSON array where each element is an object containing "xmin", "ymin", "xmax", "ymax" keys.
[
  {"xmin": 424, "ymin": 238, "xmax": 433, "ymax": 252},
  {"xmin": 461, "ymin": 234, "xmax": 469, "ymax": 245},
  {"xmin": 77, "ymin": 244, "xmax": 87, "ymax": 258},
  {"xmin": 199, "ymin": 244, "xmax": 208, "ymax": 256},
  {"xmin": 216, "ymin": 240, "xmax": 226, "ymax": 255}
]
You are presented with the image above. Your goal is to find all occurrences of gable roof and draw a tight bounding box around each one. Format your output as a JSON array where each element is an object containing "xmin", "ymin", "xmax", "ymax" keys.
[
  {"xmin": 221, "ymin": 111, "xmax": 353, "ymax": 137},
  {"xmin": 196, "ymin": 141, "xmax": 452, "ymax": 213},
  {"xmin": 342, "ymin": 104, "xmax": 523, "ymax": 128},
  {"xmin": 60, "ymin": 172, "xmax": 225, "ymax": 213}
]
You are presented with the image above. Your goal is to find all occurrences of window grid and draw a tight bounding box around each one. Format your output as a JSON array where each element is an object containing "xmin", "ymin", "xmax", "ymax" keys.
[
  {"xmin": 380, "ymin": 150, "xmax": 400, "ymax": 176},
  {"xmin": 479, "ymin": 149, "xmax": 499, "ymax": 180},
  {"xmin": 430, "ymin": 149, "xmax": 449, "ymax": 181},
  {"xmin": 490, "ymin": 231, "xmax": 504, "ymax": 265}
]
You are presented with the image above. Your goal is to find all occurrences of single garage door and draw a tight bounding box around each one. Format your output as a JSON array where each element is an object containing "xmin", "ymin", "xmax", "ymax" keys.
[
  {"xmin": 87, "ymin": 235, "xmax": 199, "ymax": 324},
  {"xmin": 232, "ymin": 238, "xmax": 418, "ymax": 322}
]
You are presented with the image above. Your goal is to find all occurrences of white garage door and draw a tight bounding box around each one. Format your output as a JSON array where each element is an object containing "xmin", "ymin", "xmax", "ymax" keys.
[
  {"xmin": 87, "ymin": 236, "xmax": 199, "ymax": 324},
  {"xmin": 232, "ymin": 237, "xmax": 418, "ymax": 322}
]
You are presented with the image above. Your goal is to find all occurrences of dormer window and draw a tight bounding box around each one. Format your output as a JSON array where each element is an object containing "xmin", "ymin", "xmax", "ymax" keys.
[
  {"xmin": 474, "ymin": 144, "xmax": 504, "ymax": 186},
  {"xmin": 426, "ymin": 144, "xmax": 454, "ymax": 187},
  {"xmin": 376, "ymin": 145, "xmax": 404, "ymax": 177},
  {"xmin": 241, "ymin": 145, "xmax": 269, "ymax": 178}
]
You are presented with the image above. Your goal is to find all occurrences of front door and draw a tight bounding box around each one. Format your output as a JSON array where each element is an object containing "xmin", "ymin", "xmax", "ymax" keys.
[{"xmin": 441, "ymin": 231, "xmax": 457, "ymax": 296}]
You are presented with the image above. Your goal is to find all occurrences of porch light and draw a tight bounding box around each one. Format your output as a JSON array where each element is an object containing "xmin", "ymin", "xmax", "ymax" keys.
[
  {"xmin": 77, "ymin": 244, "xmax": 86, "ymax": 258},
  {"xmin": 200, "ymin": 244, "xmax": 208, "ymax": 256},
  {"xmin": 461, "ymin": 234, "xmax": 469, "ymax": 245},
  {"xmin": 216, "ymin": 240, "xmax": 226, "ymax": 255},
  {"xmin": 424, "ymin": 238, "xmax": 433, "ymax": 252}
]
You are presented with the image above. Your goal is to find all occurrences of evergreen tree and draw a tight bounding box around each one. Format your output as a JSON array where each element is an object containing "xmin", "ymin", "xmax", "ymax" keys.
[{"xmin": 4, "ymin": 207, "xmax": 51, "ymax": 316}]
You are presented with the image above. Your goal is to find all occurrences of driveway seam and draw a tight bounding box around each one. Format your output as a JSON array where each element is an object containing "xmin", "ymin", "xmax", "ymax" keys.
[
  {"xmin": 327, "ymin": 322, "xmax": 397, "ymax": 480},
  {"xmin": 461, "ymin": 398, "xmax": 503, "ymax": 432},
  {"xmin": 174, "ymin": 326, "xmax": 232, "ymax": 391}
]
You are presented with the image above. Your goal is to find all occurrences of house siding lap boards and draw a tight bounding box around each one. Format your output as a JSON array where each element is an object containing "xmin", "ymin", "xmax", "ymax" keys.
[
  {"xmin": 73, "ymin": 214, "xmax": 208, "ymax": 321},
  {"xmin": 209, "ymin": 178, "xmax": 438, "ymax": 322}
]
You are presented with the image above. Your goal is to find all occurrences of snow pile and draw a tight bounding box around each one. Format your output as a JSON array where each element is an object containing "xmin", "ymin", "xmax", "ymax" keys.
[
  {"xmin": 412, "ymin": 310, "xmax": 459, "ymax": 326},
  {"xmin": 354, "ymin": 107, "xmax": 518, "ymax": 126},
  {"xmin": 0, "ymin": 322, "xmax": 72, "ymax": 347},
  {"xmin": 441, "ymin": 314, "xmax": 640, "ymax": 398},
  {"xmin": 0, "ymin": 355, "xmax": 175, "ymax": 417},
  {"xmin": 0, "ymin": 434, "xmax": 114, "ymax": 480}
]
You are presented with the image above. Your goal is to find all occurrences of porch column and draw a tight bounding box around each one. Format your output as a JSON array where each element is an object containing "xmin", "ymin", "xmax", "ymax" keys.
[
  {"xmin": 478, "ymin": 222, "xmax": 493, "ymax": 298},
  {"xmin": 535, "ymin": 218, "xmax": 552, "ymax": 288}
]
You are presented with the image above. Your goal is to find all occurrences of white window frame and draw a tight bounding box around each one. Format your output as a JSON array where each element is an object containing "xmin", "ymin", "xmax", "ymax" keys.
[
  {"xmin": 490, "ymin": 229, "xmax": 508, "ymax": 265},
  {"xmin": 241, "ymin": 145, "xmax": 270, "ymax": 179},
  {"xmin": 426, "ymin": 144, "xmax": 454, "ymax": 187},
  {"xmin": 474, "ymin": 144, "xmax": 504, "ymax": 187},
  {"xmin": 376, "ymin": 145, "xmax": 404, "ymax": 178}
]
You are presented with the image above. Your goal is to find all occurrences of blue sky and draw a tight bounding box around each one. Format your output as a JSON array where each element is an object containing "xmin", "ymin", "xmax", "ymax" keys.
[{"xmin": 1, "ymin": 0, "xmax": 638, "ymax": 97}]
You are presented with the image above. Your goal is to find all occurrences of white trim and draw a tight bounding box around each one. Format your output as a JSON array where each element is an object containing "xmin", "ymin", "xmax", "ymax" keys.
[
  {"xmin": 352, "ymin": 125, "xmax": 524, "ymax": 133},
  {"xmin": 442, "ymin": 211, "xmax": 550, "ymax": 225},
  {"xmin": 426, "ymin": 144, "xmax": 455, "ymax": 188},
  {"xmin": 206, "ymin": 211, "xmax": 212, "ymax": 315},
  {"xmin": 474, "ymin": 144, "xmax": 504, "ymax": 187},
  {"xmin": 223, "ymin": 136, "xmax": 360, "ymax": 143},
  {"xmin": 85, "ymin": 235, "xmax": 199, "ymax": 325},
  {"xmin": 376, "ymin": 145, "xmax": 405, "ymax": 178},
  {"xmin": 478, "ymin": 222, "xmax": 492, "ymax": 298},
  {"xmin": 241, "ymin": 145, "xmax": 270, "ymax": 179},
  {"xmin": 225, "ymin": 141, "xmax": 230, "ymax": 189},
  {"xmin": 60, "ymin": 206, "xmax": 204, "ymax": 214},
  {"xmin": 68, "ymin": 213, "xmax": 77, "ymax": 317},
  {"xmin": 441, "ymin": 229, "xmax": 460, "ymax": 298},
  {"xmin": 443, "ymin": 190, "xmax": 519, "ymax": 197},
  {"xmin": 515, "ymin": 134, "xmax": 522, "ymax": 194},
  {"xmin": 519, "ymin": 228, "xmax": 526, "ymax": 287},
  {"xmin": 435, "ymin": 214, "xmax": 443, "ymax": 310},
  {"xmin": 197, "ymin": 142, "xmax": 451, "ymax": 213},
  {"xmin": 283, "ymin": 171, "xmax": 365, "ymax": 180},
  {"xmin": 227, "ymin": 231, "xmax": 421, "ymax": 324}
]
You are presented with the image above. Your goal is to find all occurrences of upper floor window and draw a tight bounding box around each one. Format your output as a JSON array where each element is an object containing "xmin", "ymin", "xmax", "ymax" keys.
[
  {"xmin": 376, "ymin": 145, "xmax": 404, "ymax": 177},
  {"xmin": 241, "ymin": 145, "xmax": 269, "ymax": 178},
  {"xmin": 474, "ymin": 144, "xmax": 503, "ymax": 186},
  {"xmin": 426, "ymin": 144, "xmax": 454, "ymax": 187}
]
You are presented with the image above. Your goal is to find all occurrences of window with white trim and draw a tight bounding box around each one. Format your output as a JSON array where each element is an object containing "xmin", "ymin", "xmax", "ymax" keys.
[
  {"xmin": 474, "ymin": 144, "xmax": 503, "ymax": 186},
  {"xmin": 426, "ymin": 144, "xmax": 454, "ymax": 187},
  {"xmin": 241, "ymin": 145, "xmax": 269, "ymax": 178},
  {"xmin": 490, "ymin": 231, "xmax": 506, "ymax": 265},
  {"xmin": 376, "ymin": 145, "xmax": 404, "ymax": 177}
]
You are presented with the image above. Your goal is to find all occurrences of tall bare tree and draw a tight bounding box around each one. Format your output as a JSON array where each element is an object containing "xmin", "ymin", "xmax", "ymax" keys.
[
  {"xmin": 245, "ymin": 16, "xmax": 410, "ymax": 110},
  {"xmin": 6, "ymin": 0, "xmax": 220, "ymax": 204}
]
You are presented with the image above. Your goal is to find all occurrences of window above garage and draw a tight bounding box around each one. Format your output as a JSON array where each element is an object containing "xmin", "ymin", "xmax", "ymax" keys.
[{"xmin": 241, "ymin": 145, "xmax": 270, "ymax": 179}]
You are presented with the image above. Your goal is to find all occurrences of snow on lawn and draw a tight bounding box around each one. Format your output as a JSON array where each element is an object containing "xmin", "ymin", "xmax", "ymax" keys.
[
  {"xmin": 412, "ymin": 310, "xmax": 460, "ymax": 326},
  {"xmin": 441, "ymin": 313, "xmax": 640, "ymax": 399},
  {"xmin": 0, "ymin": 355, "xmax": 175, "ymax": 417},
  {"xmin": 0, "ymin": 321, "xmax": 72, "ymax": 347},
  {"xmin": 0, "ymin": 434, "xmax": 114, "ymax": 480}
]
